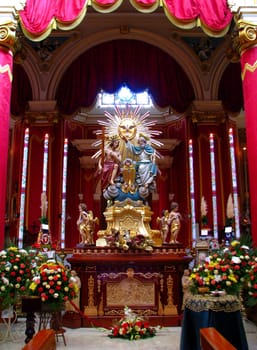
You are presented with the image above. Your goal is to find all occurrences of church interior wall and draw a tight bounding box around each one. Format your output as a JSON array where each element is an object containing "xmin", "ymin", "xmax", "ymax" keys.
[{"xmin": 5, "ymin": 13, "xmax": 246, "ymax": 249}]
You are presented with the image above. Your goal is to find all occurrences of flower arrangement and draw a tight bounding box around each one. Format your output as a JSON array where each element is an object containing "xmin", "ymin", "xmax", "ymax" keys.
[
  {"xmin": 106, "ymin": 229, "xmax": 154, "ymax": 252},
  {"xmin": 29, "ymin": 260, "xmax": 78, "ymax": 307},
  {"xmin": 246, "ymin": 261, "xmax": 257, "ymax": 307},
  {"xmin": 190, "ymin": 240, "xmax": 257, "ymax": 301},
  {"xmin": 190, "ymin": 253, "xmax": 241, "ymax": 296},
  {"xmin": 109, "ymin": 306, "xmax": 157, "ymax": 340},
  {"xmin": 0, "ymin": 247, "xmax": 41, "ymax": 309},
  {"xmin": 222, "ymin": 240, "xmax": 252, "ymax": 282}
]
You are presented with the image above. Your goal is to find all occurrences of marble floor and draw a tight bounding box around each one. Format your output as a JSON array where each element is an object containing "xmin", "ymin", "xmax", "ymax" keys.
[{"xmin": 0, "ymin": 317, "xmax": 256, "ymax": 350}]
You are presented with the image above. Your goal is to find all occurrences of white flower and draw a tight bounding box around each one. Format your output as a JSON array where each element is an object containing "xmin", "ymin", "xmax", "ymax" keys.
[
  {"xmin": 53, "ymin": 293, "xmax": 59, "ymax": 298},
  {"xmin": 1, "ymin": 277, "xmax": 9, "ymax": 285},
  {"xmin": 57, "ymin": 281, "xmax": 62, "ymax": 285},
  {"xmin": 48, "ymin": 276, "xmax": 53, "ymax": 280},
  {"xmin": 45, "ymin": 284, "xmax": 50, "ymax": 289},
  {"xmin": 231, "ymin": 256, "xmax": 241, "ymax": 264},
  {"xmin": 13, "ymin": 265, "xmax": 18, "ymax": 270},
  {"xmin": 214, "ymin": 275, "xmax": 222, "ymax": 282},
  {"xmin": 15, "ymin": 283, "xmax": 20, "ymax": 289},
  {"xmin": 0, "ymin": 285, "xmax": 6, "ymax": 291}
]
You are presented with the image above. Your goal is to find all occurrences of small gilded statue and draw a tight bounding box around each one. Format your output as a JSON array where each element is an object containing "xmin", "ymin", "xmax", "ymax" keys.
[
  {"xmin": 77, "ymin": 203, "xmax": 99, "ymax": 245},
  {"xmin": 156, "ymin": 209, "xmax": 170, "ymax": 244},
  {"xmin": 168, "ymin": 202, "xmax": 181, "ymax": 244}
]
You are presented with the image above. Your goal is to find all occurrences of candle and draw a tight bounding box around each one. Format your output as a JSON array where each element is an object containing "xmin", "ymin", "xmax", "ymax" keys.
[
  {"xmin": 229, "ymin": 128, "xmax": 240, "ymax": 238},
  {"xmin": 189, "ymin": 139, "xmax": 197, "ymax": 242},
  {"xmin": 209, "ymin": 133, "xmax": 218, "ymax": 239},
  {"xmin": 60, "ymin": 138, "xmax": 68, "ymax": 248},
  {"xmin": 42, "ymin": 133, "xmax": 49, "ymax": 193},
  {"xmin": 18, "ymin": 128, "xmax": 29, "ymax": 248}
]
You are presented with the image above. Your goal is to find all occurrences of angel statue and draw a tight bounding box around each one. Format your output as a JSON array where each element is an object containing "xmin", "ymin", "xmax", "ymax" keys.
[
  {"xmin": 77, "ymin": 203, "xmax": 99, "ymax": 245},
  {"xmin": 156, "ymin": 209, "xmax": 170, "ymax": 244},
  {"xmin": 168, "ymin": 202, "xmax": 181, "ymax": 244},
  {"xmin": 97, "ymin": 135, "xmax": 121, "ymax": 190}
]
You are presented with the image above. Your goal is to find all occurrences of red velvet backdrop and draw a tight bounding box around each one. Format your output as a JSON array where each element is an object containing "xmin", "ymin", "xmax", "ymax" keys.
[{"xmin": 55, "ymin": 39, "xmax": 195, "ymax": 114}]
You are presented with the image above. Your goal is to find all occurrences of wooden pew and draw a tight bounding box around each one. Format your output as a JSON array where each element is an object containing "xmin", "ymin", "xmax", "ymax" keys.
[
  {"xmin": 200, "ymin": 327, "xmax": 236, "ymax": 350},
  {"xmin": 21, "ymin": 329, "xmax": 56, "ymax": 350}
]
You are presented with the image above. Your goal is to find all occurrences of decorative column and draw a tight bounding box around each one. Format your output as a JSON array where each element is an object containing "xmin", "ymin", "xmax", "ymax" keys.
[
  {"xmin": 230, "ymin": 4, "xmax": 257, "ymax": 246},
  {"xmin": 0, "ymin": 2, "xmax": 23, "ymax": 249}
]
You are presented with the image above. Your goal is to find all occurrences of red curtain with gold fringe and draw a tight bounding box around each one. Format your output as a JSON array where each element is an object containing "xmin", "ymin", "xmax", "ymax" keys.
[{"xmin": 19, "ymin": 0, "xmax": 233, "ymax": 40}]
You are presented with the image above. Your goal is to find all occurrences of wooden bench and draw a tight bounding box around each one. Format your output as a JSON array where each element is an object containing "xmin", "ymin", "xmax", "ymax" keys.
[
  {"xmin": 200, "ymin": 327, "xmax": 236, "ymax": 350},
  {"xmin": 21, "ymin": 329, "xmax": 56, "ymax": 350}
]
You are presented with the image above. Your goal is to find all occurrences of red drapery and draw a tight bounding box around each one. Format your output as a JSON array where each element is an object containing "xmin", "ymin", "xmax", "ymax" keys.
[
  {"xmin": 55, "ymin": 39, "xmax": 195, "ymax": 115},
  {"xmin": 0, "ymin": 48, "xmax": 13, "ymax": 248},
  {"xmin": 19, "ymin": 0, "xmax": 233, "ymax": 40},
  {"xmin": 240, "ymin": 48, "xmax": 257, "ymax": 247},
  {"xmin": 11, "ymin": 41, "xmax": 243, "ymax": 117}
]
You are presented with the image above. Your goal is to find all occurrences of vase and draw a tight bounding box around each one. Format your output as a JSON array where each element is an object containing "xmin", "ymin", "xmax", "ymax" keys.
[{"xmin": 198, "ymin": 287, "xmax": 209, "ymax": 294}]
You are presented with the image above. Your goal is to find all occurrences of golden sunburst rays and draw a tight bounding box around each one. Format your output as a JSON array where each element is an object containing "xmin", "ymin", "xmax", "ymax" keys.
[{"xmin": 92, "ymin": 106, "xmax": 162, "ymax": 160}]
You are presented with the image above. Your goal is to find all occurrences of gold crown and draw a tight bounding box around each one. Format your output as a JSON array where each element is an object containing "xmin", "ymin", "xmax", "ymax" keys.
[{"xmin": 108, "ymin": 134, "xmax": 119, "ymax": 142}]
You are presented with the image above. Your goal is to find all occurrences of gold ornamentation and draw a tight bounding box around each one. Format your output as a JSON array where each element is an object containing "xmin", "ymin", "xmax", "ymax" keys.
[
  {"xmin": 241, "ymin": 59, "xmax": 257, "ymax": 81},
  {"xmin": 236, "ymin": 19, "xmax": 257, "ymax": 54},
  {"xmin": 163, "ymin": 274, "xmax": 177, "ymax": 315},
  {"xmin": 23, "ymin": 110, "xmax": 60, "ymax": 125},
  {"xmin": 192, "ymin": 110, "xmax": 226, "ymax": 124},
  {"xmin": 102, "ymin": 199, "xmax": 154, "ymax": 238},
  {"xmin": 106, "ymin": 278, "xmax": 155, "ymax": 306},
  {"xmin": 84, "ymin": 275, "xmax": 97, "ymax": 316},
  {"xmin": 0, "ymin": 64, "xmax": 12, "ymax": 82},
  {"xmin": 185, "ymin": 294, "xmax": 241, "ymax": 313},
  {"xmin": 0, "ymin": 21, "xmax": 17, "ymax": 51}
]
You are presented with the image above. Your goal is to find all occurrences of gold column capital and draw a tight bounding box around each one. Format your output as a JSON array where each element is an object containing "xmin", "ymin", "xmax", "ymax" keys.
[
  {"xmin": 0, "ymin": 2, "xmax": 25, "ymax": 51},
  {"xmin": 237, "ymin": 19, "xmax": 257, "ymax": 53},
  {"xmin": 231, "ymin": 5, "xmax": 257, "ymax": 54},
  {"xmin": 0, "ymin": 20, "xmax": 17, "ymax": 51}
]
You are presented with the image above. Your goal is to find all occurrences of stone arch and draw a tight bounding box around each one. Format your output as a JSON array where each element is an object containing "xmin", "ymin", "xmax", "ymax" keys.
[{"xmin": 46, "ymin": 28, "xmax": 204, "ymax": 102}]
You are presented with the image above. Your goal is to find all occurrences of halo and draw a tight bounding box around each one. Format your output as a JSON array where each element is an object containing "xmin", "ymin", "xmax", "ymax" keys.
[{"xmin": 92, "ymin": 105, "xmax": 162, "ymax": 159}]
